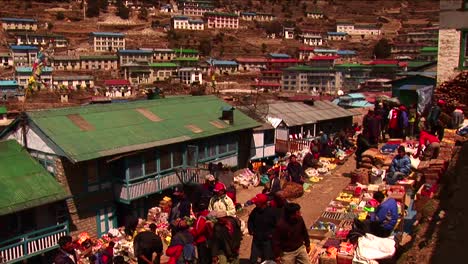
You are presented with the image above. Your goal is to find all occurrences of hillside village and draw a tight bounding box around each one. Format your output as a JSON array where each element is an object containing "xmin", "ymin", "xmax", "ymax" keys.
[
  {"xmin": 1, "ymin": 1, "xmax": 468, "ymax": 264},
  {"xmin": 0, "ymin": 0, "xmax": 441, "ymax": 107}
]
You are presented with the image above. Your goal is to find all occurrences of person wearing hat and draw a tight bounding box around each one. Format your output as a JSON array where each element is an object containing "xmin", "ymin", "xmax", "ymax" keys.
[
  {"xmin": 386, "ymin": 146, "xmax": 411, "ymax": 185},
  {"xmin": 248, "ymin": 193, "xmax": 279, "ymax": 263},
  {"xmin": 168, "ymin": 185, "xmax": 192, "ymax": 231},
  {"xmin": 208, "ymin": 182, "xmax": 236, "ymax": 217}
]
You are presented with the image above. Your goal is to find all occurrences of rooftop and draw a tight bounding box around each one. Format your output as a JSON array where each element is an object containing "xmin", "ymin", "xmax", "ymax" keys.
[
  {"xmin": 80, "ymin": 55, "xmax": 118, "ymax": 60},
  {"xmin": 283, "ymin": 65, "xmax": 334, "ymax": 72},
  {"xmin": 313, "ymin": 48, "xmax": 338, "ymax": 53},
  {"xmin": 267, "ymin": 101, "xmax": 355, "ymax": 127},
  {"xmin": 104, "ymin": 79, "xmax": 131, "ymax": 86},
  {"xmin": 0, "ymin": 80, "xmax": 18, "ymax": 86},
  {"xmin": 149, "ymin": 62, "xmax": 178, "ymax": 67},
  {"xmin": 0, "ymin": 17, "xmax": 37, "ymax": 23},
  {"xmin": 173, "ymin": 48, "xmax": 199, "ymax": 54},
  {"xmin": 118, "ymin": 49, "xmax": 154, "ymax": 55},
  {"xmin": 327, "ymin": 32, "xmax": 348, "ymax": 36},
  {"xmin": 337, "ymin": 50, "xmax": 356, "ymax": 55},
  {"xmin": 91, "ymin": 32, "xmax": 125, "ymax": 37},
  {"xmin": 311, "ymin": 55, "xmax": 340, "ymax": 60},
  {"xmin": 235, "ymin": 57, "xmax": 268, "ymax": 63},
  {"xmin": 0, "ymin": 140, "xmax": 68, "ymax": 216},
  {"xmin": 10, "ymin": 45, "xmax": 38, "ymax": 51},
  {"xmin": 207, "ymin": 59, "xmax": 238, "ymax": 66},
  {"xmin": 204, "ymin": 12, "xmax": 239, "ymax": 18},
  {"xmin": 420, "ymin": 46, "xmax": 438, "ymax": 53},
  {"xmin": 16, "ymin": 66, "xmax": 53, "ymax": 73},
  {"xmin": 269, "ymin": 53, "xmax": 291, "ymax": 59},
  {"xmin": 172, "ymin": 57, "xmax": 199, "ymax": 62},
  {"xmin": 22, "ymin": 95, "xmax": 259, "ymax": 162},
  {"xmin": 53, "ymin": 76, "xmax": 94, "ymax": 81}
]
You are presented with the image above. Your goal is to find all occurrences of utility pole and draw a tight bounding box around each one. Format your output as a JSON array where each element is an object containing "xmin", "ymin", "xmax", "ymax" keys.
[{"xmin": 83, "ymin": 0, "xmax": 87, "ymax": 20}]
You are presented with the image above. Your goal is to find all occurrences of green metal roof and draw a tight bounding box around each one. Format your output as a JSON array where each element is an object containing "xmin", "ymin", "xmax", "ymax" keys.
[
  {"xmin": 172, "ymin": 57, "xmax": 199, "ymax": 62},
  {"xmin": 0, "ymin": 140, "xmax": 68, "ymax": 216},
  {"xmin": 0, "ymin": 106, "xmax": 7, "ymax": 115},
  {"xmin": 149, "ymin": 62, "xmax": 178, "ymax": 68},
  {"xmin": 407, "ymin": 61, "xmax": 434, "ymax": 68},
  {"xmin": 173, "ymin": 48, "xmax": 199, "ymax": 54},
  {"xmin": 335, "ymin": 63, "xmax": 368, "ymax": 68},
  {"xmin": 27, "ymin": 95, "xmax": 260, "ymax": 162},
  {"xmin": 420, "ymin": 47, "xmax": 438, "ymax": 53},
  {"xmin": 283, "ymin": 65, "xmax": 334, "ymax": 72},
  {"xmin": 204, "ymin": 12, "xmax": 238, "ymax": 18}
]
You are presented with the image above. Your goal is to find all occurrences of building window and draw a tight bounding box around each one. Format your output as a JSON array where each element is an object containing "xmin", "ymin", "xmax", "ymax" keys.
[
  {"xmin": 96, "ymin": 206, "xmax": 116, "ymax": 237},
  {"xmin": 30, "ymin": 150, "xmax": 56, "ymax": 176},
  {"xmin": 460, "ymin": 30, "xmax": 468, "ymax": 69}
]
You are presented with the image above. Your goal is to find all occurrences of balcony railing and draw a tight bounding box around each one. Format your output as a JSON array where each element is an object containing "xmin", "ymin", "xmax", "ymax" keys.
[
  {"xmin": 115, "ymin": 167, "xmax": 209, "ymax": 203},
  {"xmin": 275, "ymin": 139, "xmax": 312, "ymax": 154},
  {"xmin": 0, "ymin": 222, "xmax": 69, "ymax": 264}
]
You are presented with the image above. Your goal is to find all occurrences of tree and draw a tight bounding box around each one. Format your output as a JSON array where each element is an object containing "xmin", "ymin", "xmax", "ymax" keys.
[
  {"xmin": 87, "ymin": 0, "xmax": 100, "ymax": 17},
  {"xmin": 56, "ymin": 11, "xmax": 65, "ymax": 20},
  {"xmin": 199, "ymin": 39, "xmax": 212, "ymax": 56},
  {"xmin": 373, "ymin": 38, "xmax": 391, "ymax": 59},
  {"xmin": 139, "ymin": 7, "xmax": 148, "ymax": 20},
  {"xmin": 116, "ymin": 0, "xmax": 130, "ymax": 19},
  {"xmin": 99, "ymin": 0, "xmax": 108, "ymax": 11}
]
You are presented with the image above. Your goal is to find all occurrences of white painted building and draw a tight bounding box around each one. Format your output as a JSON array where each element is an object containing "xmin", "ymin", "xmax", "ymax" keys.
[
  {"xmin": 283, "ymin": 27, "xmax": 295, "ymax": 39},
  {"xmin": 1, "ymin": 17, "xmax": 37, "ymax": 31},
  {"xmin": 16, "ymin": 66, "xmax": 53, "ymax": 88},
  {"xmin": 51, "ymin": 56, "xmax": 81, "ymax": 71},
  {"xmin": 90, "ymin": 32, "xmax": 125, "ymax": 52},
  {"xmin": 172, "ymin": 16, "xmax": 205, "ymax": 30},
  {"xmin": 306, "ymin": 11, "xmax": 324, "ymax": 19},
  {"xmin": 301, "ymin": 31, "xmax": 323, "ymax": 46},
  {"xmin": 178, "ymin": 67, "xmax": 203, "ymax": 84},
  {"xmin": 0, "ymin": 52, "xmax": 13, "ymax": 67},
  {"xmin": 205, "ymin": 12, "xmax": 239, "ymax": 29},
  {"xmin": 336, "ymin": 21, "xmax": 381, "ymax": 36},
  {"xmin": 15, "ymin": 33, "xmax": 68, "ymax": 48},
  {"xmin": 53, "ymin": 76, "xmax": 95, "ymax": 90}
]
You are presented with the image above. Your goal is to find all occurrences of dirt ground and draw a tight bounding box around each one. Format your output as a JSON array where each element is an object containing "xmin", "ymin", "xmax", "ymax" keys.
[{"xmin": 235, "ymin": 158, "xmax": 354, "ymax": 261}]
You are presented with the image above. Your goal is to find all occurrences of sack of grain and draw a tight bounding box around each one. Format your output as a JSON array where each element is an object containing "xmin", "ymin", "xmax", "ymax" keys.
[{"xmin": 280, "ymin": 182, "xmax": 304, "ymax": 199}]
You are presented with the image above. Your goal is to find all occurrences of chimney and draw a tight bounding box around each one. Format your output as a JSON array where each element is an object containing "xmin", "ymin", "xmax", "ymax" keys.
[{"xmin": 221, "ymin": 106, "xmax": 235, "ymax": 125}]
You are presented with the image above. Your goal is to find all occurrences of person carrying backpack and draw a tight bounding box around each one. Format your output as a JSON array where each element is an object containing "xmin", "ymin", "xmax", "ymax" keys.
[
  {"xmin": 166, "ymin": 219, "xmax": 196, "ymax": 264},
  {"xmin": 210, "ymin": 216, "xmax": 242, "ymax": 264}
]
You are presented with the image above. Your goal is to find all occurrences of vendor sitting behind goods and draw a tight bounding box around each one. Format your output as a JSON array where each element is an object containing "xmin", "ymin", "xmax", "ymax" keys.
[
  {"xmin": 286, "ymin": 154, "xmax": 303, "ymax": 184},
  {"xmin": 413, "ymin": 129, "xmax": 440, "ymax": 161},
  {"xmin": 386, "ymin": 146, "xmax": 411, "ymax": 185},
  {"xmin": 369, "ymin": 191, "xmax": 399, "ymax": 238},
  {"xmin": 169, "ymin": 186, "xmax": 192, "ymax": 230},
  {"xmin": 208, "ymin": 182, "xmax": 236, "ymax": 217}
]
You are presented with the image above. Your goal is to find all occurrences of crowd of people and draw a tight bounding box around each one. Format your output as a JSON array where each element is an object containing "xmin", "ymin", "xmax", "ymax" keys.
[{"xmin": 52, "ymin": 98, "xmax": 464, "ymax": 264}]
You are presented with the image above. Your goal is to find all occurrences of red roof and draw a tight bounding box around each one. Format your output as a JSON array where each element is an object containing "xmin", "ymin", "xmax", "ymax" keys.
[
  {"xmin": 299, "ymin": 47, "xmax": 315, "ymax": 51},
  {"xmin": 104, "ymin": 79, "xmax": 131, "ymax": 86},
  {"xmin": 286, "ymin": 94, "xmax": 335, "ymax": 102},
  {"xmin": 311, "ymin": 55, "xmax": 340, "ymax": 60},
  {"xmin": 235, "ymin": 57, "xmax": 268, "ymax": 63},
  {"xmin": 251, "ymin": 82, "xmax": 281, "ymax": 87},
  {"xmin": 370, "ymin": 60, "xmax": 399, "ymax": 65},
  {"xmin": 268, "ymin": 59, "xmax": 301, "ymax": 63}
]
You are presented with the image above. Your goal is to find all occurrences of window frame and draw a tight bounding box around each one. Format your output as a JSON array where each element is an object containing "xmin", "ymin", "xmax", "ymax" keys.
[
  {"xmin": 85, "ymin": 160, "xmax": 111, "ymax": 193},
  {"xmin": 29, "ymin": 150, "xmax": 56, "ymax": 176}
]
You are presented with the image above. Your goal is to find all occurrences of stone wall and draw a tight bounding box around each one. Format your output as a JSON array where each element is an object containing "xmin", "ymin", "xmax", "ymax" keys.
[{"xmin": 437, "ymin": 29, "xmax": 461, "ymax": 85}]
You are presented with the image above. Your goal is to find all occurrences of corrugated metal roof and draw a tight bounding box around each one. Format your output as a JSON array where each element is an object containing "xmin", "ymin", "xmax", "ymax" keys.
[
  {"xmin": 267, "ymin": 101, "xmax": 355, "ymax": 127},
  {"xmin": 16, "ymin": 66, "xmax": 53, "ymax": 73},
  {"xmin": 91, "ymin": 32, "xmax": 125, "ymax": 37},
  {"xmin": 269, "ymin": 53, "xmax": 291, "ymax": 59},
  {"xmin": 118, "ymin": 49, "xmax": 153, "ymax": 54},
  {"xmin": 54, "ymin": 76, "xmax": 94, "ymax": 81},
  {"xmin": 0, "ymin": 140, "xmax": 68, "ymax": 216},
  {"xmin": 10, "ymin": 45, "xmax": 38, "ymax": 50},
  {"xmin": 27, "ymin": 95, "xmax": 260, "ymax": 162},
  {"xmin": 1, "ymin": 17, "xmax": 37, "ymax": 23},
  {"xmin": 0, "ymin": 80, "xmax": 18, "ymax": 86}
]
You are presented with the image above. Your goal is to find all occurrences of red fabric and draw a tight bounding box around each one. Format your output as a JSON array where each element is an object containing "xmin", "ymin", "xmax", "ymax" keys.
[
  {"xmin": 166, "ymin": 245, "xmax": 183, "ymax": 264},
  {"xmin": 389, "ymin": 109, "xmax": 399, "ymax": 129},
  {"xmin": 101, "ymin": 247, "xmax": 113, "ymax": 263},
  {"xmin": 419, "ymin": 131, "xmax": 440, "ymax": 145},
  {"xmin": 251, "ymin": 193, "xmax": 268, "ymax": 204},
  {"xmin": 214, "ymin": 182, "xmax": 226, "ymax": 192},
  {"xmin": 191, "ymin": 210, "xmax": 210, "ymax": 244},
  {"xmin": 227, "ymin": 191, "xmax": 236, "ymax": 203}
]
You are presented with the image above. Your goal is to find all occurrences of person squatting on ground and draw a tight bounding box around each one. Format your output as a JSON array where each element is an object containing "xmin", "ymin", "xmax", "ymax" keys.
[{"xmin": 386, "ymin": 146, "xmax": 411, "ymax": 185}]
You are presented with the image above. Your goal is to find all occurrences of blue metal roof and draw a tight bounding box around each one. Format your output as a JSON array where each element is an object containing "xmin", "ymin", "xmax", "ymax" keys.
[
  {"xmin": 347, "ymin": 93, "xmax": 366, "ymax": 99},
  {"xmin": 399, "ymin": 84, "xmax": 429, "ymax": 91},
  {"xmin": 337, "ymin": 50, "xmax": 356, "ymax": 55},
  {"xmin": 269, "ymin": 53, "xmax": 290, "ymax": 59},
  {"xmin": 313, "ymin": 48, "xmax": 338, "ymax": 53},
  {"xmin": 0, "ymin": 80, "xmax": 18, "ymax": 86},
  {"xmin": 16, "ymin": 66, "xmax": 53, "ymax": 73},
  {"xmin": 118, "ymin": 49, "xmax": 153, "ymax": 54},
  {"xmin": 240, "ymin": 12, "xmax": 256, "ymax": 16},
  {"xmin": 10, "ymin": 45, "xmax": 38, "ymax": 51},
  {"xmin": 91, "ymin": 32, "xmax": 125, "ymax": 37},
  {"xmin": 1, "ymin": 17, "xmax": 37, "ymax": 23},
  {"xmin": 349, "ymin": 100, "xmax": 374, "ymax": 107},
  {"xmin": 207, "ymin": 59, "xmax": 238, "ymax": 66},
  {"xmin": 327, "ymin": 31, "xmax": 348, "ymax": 36},
  {"xmin": 173, "ymin": 15, "xmax": 189, "ymax": 20},
  {"xmin": 188, "ymin": 19, "xmax": 204, "ymax": 24}
]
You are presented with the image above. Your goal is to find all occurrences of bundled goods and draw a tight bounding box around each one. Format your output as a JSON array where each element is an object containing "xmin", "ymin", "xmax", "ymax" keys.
[
  {"xmin": 279, "ymin": 181, "xmax": 304, "ymax": 199},
  {"xmin": 351, "ymin": 169, "xmax": 369, "ymax": 185},
  {"xmin": 233, "ymin": 168, "xmax": 258, "ymax": 188}
]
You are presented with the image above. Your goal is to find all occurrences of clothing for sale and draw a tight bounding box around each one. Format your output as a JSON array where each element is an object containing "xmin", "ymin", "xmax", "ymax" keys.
[{"xmin": 272, "ymin": 216, "xmax": 310, "ymax": 257}]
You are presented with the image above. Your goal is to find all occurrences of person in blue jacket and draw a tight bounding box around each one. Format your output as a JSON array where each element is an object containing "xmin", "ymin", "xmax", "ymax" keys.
[
  {"xmin": 369, "ymin": 191, "xmax": 399, "ymax": 237},
  {"xmin": 386, "ymin": 146, "xmax": 411, "ymax": 185}
]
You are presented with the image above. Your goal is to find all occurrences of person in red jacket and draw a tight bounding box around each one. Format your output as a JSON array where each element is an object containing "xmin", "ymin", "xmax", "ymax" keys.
[
  {"xmin": 191, "ymin": 204, "xmax": 211, "ymax": 264},
  {"xmin": 413, "ymin": 129, "xmax": 440, "ymax": 160}
]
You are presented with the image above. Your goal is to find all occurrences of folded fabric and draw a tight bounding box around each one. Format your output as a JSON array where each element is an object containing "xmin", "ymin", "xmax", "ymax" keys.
[{"xmin": 355, "ymin": 233, "xmax": 395, "ymax": 261}]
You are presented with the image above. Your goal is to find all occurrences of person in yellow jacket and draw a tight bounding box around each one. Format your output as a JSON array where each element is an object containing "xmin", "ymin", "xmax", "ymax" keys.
[{"xmin": 208, "ymin": 182, "xmax": 236, "ymax": 217}]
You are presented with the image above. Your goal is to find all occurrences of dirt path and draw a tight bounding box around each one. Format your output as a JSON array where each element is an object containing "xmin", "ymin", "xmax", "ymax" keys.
[{"xmin": 235, "ymin": 158, "xmax": 354, "ymax": 261}]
